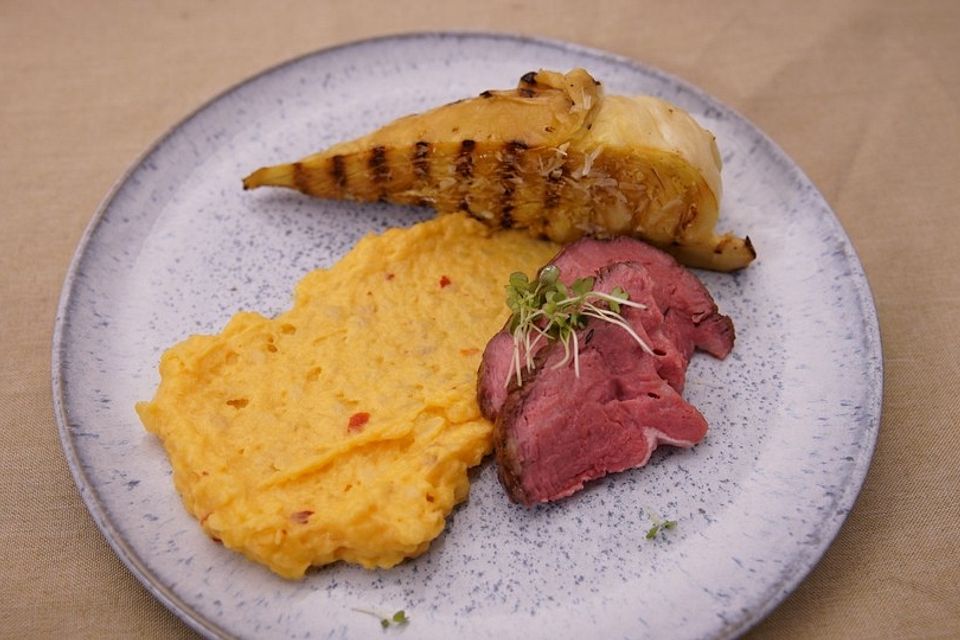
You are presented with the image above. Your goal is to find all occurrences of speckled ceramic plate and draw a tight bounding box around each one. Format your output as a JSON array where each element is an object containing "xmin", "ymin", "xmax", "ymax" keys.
[{"xmin": 53, "ymin": 33, "xmax": 882, "ymax": 639}]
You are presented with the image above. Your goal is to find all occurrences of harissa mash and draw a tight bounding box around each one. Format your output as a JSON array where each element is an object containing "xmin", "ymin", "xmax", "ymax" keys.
[{"xmin": 136, "ymin": 213, "xmax": 557, "ymax": 578}]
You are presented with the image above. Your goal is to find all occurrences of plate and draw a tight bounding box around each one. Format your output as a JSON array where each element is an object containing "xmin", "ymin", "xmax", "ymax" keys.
[{"xmin": 53, "ymin": 33, "xmax": 882, "ymax": 639}]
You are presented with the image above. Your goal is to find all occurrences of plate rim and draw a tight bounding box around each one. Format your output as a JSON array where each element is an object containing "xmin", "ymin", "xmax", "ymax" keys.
[{"xmin": 51, "ymin": 30, "xmax": 883, "ymax": 640}]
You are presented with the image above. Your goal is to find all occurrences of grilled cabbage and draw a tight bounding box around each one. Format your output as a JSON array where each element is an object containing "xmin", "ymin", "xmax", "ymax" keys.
[{"xmin": 243, "ymin": 68, "xmax": 754, "ymax": 271}]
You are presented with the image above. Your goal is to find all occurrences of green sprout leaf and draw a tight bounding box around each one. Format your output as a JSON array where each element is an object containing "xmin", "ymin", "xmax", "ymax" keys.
[
  {"xmin": 645, "ymin": 513, "xmax": 678, "ymax": 540},
  {"xmin": 608, "ymin": 286, "xmax": 628, "ymax": 313},
  {"xmin": 571, "ymin": 276, "xmax": 594, "ymax": 296},
  {"xmin": 504, "ymin": 266, "xmax": 651, "ymax": 387},
  {"xmin": 539, "ymin": 265, "xmax": 560, "ymax": 285},
  {"xmin": 509, "ymin": 271, "xmax": 530, "ymax": 289},
  {"xmin": 352, "ymin": 607, "xmax": 411, "ymax": 630}
]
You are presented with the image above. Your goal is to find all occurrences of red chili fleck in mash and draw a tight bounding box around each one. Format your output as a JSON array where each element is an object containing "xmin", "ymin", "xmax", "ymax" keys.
[{"xmin": 348, "ymin": 412, "xmax": 370, "ymax": 431}]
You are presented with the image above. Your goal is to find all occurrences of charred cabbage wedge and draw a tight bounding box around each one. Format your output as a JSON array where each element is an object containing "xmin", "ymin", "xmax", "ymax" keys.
[{"xmin": 243, "ymin": 68, "xmax": 755, "ymax": 271}]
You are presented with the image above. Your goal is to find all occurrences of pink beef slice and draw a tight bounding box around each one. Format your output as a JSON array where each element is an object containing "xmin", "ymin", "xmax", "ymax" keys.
[
  {"xmin": 592, "ymin": 262, "xmax": 690, "ymax": 394},
  {"xmin": 493, "ymin": 262, "xmax": 710, "ymax": 506},
  {"xmin": 549, "ymin": 237, "xmax": 735, "ymax": 360},
  {"xmin": 478, "ymin": 236, "xmax": 735, "ymax": 422},
  {"xmin": 477, "ymin": 331, "xmax": 515, "ymax": 421}
]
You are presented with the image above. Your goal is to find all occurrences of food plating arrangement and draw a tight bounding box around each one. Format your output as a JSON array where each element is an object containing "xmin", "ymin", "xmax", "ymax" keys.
[{"xmin": 139, "ymin": 68, "xmax": 748, "ymax": 577}]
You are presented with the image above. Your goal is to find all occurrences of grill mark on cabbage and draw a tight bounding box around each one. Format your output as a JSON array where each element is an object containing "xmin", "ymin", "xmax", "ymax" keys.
[
  {"xmin": 544, "ymin": 163, "xmax": 564, "ymax": 209},
  {"xmin": 452, "ymin": 140, "xmax": 478, "ymax": 216},
  {"xmin": 412, "ymin": 141, "xmax": 431, "ymax": 181},
  {"xmin": 369, "ymin": 146, "xmax": 389, "ymax": 182},
  {"xmin": 330, "ymin": 155, "xmax": 347, "ymax": 190},
  {"xmin": 292, "ymin": 162, "xmax": 309, "ymax": 193},
  {"xmin": 456, "ymin": 139, "xmax": 476, "ymax": 179},
  {"xmin": 368, "ymin": 146, "xmax": 389, "ymax": 201},
  {"xmin": 499, "ymin": 140, "xmax": 527, "ymax": 228}
]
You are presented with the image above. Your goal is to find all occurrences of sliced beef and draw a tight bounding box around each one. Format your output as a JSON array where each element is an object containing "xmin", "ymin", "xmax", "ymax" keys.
[
  {"xmin": 479, "ymin": 238, "xmax": 737, "ymax": 506},
  {"xmin": 477, "ymin": 331, "xmax": 515, "ymax": 421},
  {"xmin": 592, "ymin": 263, "xmax": 690, "ymax": 394},
  {"xmin": 549, "ymin": 236, "xmax": 735, "ymax": 359},
  {"xmin": 478, "ymin": 236, "xmax": 735, "ymax": 423},
  {"xmin": 494, "ymin": 262, "xmax": 710, "ymax": 506}
]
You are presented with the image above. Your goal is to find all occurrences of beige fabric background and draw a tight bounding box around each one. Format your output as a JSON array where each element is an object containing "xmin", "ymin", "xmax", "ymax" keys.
[{"xmin": 2, "ymin": 0, "xmax": 958, "ymax": 637}]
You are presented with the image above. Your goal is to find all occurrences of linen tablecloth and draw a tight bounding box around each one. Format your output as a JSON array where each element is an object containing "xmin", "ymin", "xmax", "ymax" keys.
[{"xmin": 2, "ymin": 1, "xmax": 958, "ymax": 637}]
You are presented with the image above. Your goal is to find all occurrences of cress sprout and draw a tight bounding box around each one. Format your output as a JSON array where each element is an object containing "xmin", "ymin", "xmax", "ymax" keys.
[
  {"xmin": 504, "ymin": 266, "xmax": 653, "ymax": 387},
  {"xmin": 352, "ymin": 608, "xmax": 410, "ymax": 630}
]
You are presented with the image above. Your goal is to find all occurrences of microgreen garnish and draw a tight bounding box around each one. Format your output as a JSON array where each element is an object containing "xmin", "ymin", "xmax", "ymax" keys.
[
  {"xmin": 645, "ymin": 515, "xmax": 678, "ymax": 540},
  {"xmin": 504, "ymin": 265, "xmax": 653, "ymax": 387},
  {"xmin": 352, "ymin": 608, "xmax": 410, "ymax": 630}
]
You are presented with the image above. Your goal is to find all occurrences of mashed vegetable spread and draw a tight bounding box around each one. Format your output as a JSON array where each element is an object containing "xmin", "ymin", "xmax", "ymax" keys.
[{"xmin": 136, "ymin": 213, "xmax": 558, "ymax": 578}]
